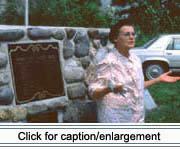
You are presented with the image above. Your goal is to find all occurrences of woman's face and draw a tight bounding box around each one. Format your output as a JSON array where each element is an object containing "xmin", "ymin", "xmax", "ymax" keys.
[{"xmin": 114, "ymin": 25, "xmax": 136, "ymax": 51}]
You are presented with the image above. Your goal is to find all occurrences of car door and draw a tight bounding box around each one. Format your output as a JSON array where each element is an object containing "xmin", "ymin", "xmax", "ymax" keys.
[{"xmin": 165, "ymin": 38, "xmax": 180, "ymax": 69}]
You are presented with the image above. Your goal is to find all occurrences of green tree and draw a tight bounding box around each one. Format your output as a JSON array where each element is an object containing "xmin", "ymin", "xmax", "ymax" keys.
[
  {"xmin": 128, "ymin": 0, "xmax": 180, "ymax": 34},
  {"xmin": 0, "ymin": 0, "xmax": 24, "ymax": 25},
  {"xmin": 0, "ymin": 0, "xmax": 114, "ymax": 27},
  {"xmin": 118, "ymin": 0, "xmax": 180, "ymax": 46},
  {"xmin": 29, "ymin": 0, "xmax": 111, "ymax": 27}
]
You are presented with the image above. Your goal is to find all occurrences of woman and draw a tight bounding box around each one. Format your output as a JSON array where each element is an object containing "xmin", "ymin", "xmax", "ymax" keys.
[{"xmin": 86, "ymin": 20, "xmax": 180, "ymax": 123}]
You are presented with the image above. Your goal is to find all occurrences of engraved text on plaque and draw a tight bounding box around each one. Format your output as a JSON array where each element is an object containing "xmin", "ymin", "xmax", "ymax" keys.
[{"xmin": 8, "ymin": 42, "xmax": 65, "ymax": 104}]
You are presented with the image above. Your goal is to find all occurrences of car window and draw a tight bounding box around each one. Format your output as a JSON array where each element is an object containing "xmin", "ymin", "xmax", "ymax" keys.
[
  {"xmin": 174, "ymin": 38, "xmax": 180, "ymax": 50},
  {"xmin": 143, "ymin": 36, "xmax": 160, "ymax": 48},
  {"xmin": 166, "ymin": 39, "xmax": 173, "ymax": 50},
  {"xmin": 168, "ymin": 38, "xmax": 180, "ymax": 50}
]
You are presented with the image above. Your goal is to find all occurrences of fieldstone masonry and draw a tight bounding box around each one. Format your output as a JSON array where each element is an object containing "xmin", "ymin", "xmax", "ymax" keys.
[
  {"xmin": 0, "ymin": 25, "xmax": 108, "ymax": 123},
  {"xmin": 0, "ymin": 25, "xmax": 156, "ymax": 123}
]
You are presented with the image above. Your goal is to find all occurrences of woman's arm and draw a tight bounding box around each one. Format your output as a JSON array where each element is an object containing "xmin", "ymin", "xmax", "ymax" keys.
[
  {"xmin": 89, "ymin": 83, "xmax": 123, "ymax": 99},
  {"xmin": 145, "ymin": 71, "xmax": 180, "ymax": 88},
  {"xmin": 89, "ymin": 86, "xmax": 110, "ymax": 99},
  {"xmin": 144, "ymin": 77, "xmax": 160, "ymax": 88}
]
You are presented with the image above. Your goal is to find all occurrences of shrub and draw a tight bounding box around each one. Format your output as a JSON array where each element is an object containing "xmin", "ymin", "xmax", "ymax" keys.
[
  {"xmin": 130, "ymin": 0, "xmax": 180, "ymax": 35},
  {"xmin": 0, "ymin": 0, "xmax": 113, "ymax": 27},
  {"xmin": 0, "ymin": 0, "xmax": 24, "ymax": 25},
  {"xmin": 29, "ymin": 0, "xmax": 112, "ymax": 27}
]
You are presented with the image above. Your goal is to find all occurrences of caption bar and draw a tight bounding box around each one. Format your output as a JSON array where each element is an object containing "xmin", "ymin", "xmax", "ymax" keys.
[
  {"xmin": 18, "ymin": 131, "xmax": 161, "ymax": 142},
  {"xmin": 0, "ymin": 124, "xmax": 180, "ymax": 147}
]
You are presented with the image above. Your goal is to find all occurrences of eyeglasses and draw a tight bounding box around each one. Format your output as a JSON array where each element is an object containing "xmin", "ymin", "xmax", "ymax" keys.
[{"xmin": 120, "ymin": 32, "xmax": 137, "ymax": 38}]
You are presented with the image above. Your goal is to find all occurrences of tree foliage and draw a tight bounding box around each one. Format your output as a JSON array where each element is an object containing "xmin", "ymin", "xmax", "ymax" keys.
[
  {"xmin": 0, "ymin": 0, "xmax": 24, "ymax": 25},
  {"xmin": 29, "ymin": 0, "xmax": 110, "ymax": 27},
  {"xmin": 129, "ymin": 0, "xmax": 180, "ymax": 34},
  {"xmin": 0, "ymin": 0, "xmax": 112, "ymax": 27},
  {"xmin": 120, "ymin": 0, "xmax": 180, "ymax": 46}
]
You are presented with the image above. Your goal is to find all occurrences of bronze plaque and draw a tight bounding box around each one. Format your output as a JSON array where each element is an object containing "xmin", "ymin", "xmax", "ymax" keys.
[{"xmin": 8, "ymin": 42, "xmax": 65, "ymax": 104}]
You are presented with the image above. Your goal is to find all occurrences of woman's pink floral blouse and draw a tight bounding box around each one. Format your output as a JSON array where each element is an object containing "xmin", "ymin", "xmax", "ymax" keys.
[{"xmin": 88, "ymin": 48, "xmax": 145, "ymax": 123}]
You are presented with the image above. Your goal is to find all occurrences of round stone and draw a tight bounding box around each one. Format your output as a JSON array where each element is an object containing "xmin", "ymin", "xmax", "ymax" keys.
[
  {"xmin": 28, "ymin": 28, "xmax": 52, "ymax": 40},
  {"xmin": 0, "ymin": 29, "xmax": 24, "ymax": 41},
  {"xmin": 65, "ymin": 28, "xmax": 76, "ymax": 39},
  {"xmin": 63, "ymin": 39, "xmax": 74, "ymax": 59},
  {"xmin": 0, "ymin": 87, "xmax": 14, "ymax": 105},
  {"xmin": 52, "ymin": 29, "xmax": 66, "ymax": 40},
  {"xmin": 0, "ymin": 53, "xmax": 8, "ymax": 68}
]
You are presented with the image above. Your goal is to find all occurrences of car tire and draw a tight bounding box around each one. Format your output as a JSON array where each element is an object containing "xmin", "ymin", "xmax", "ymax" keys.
[{"xmin": 144, "ymin": 63, "xmax": 168, "ymax": 80}]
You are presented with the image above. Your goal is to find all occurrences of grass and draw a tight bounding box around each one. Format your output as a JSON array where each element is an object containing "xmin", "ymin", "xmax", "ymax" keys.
[{"xmin": 145, "ymin": 80, "xmax": 180, "ymax": 123}]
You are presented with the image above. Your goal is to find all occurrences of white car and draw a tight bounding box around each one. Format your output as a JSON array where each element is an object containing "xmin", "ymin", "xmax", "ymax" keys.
[{"xmin": 131, "ymin": 34, "xmax": 180, "ymax": 80}]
